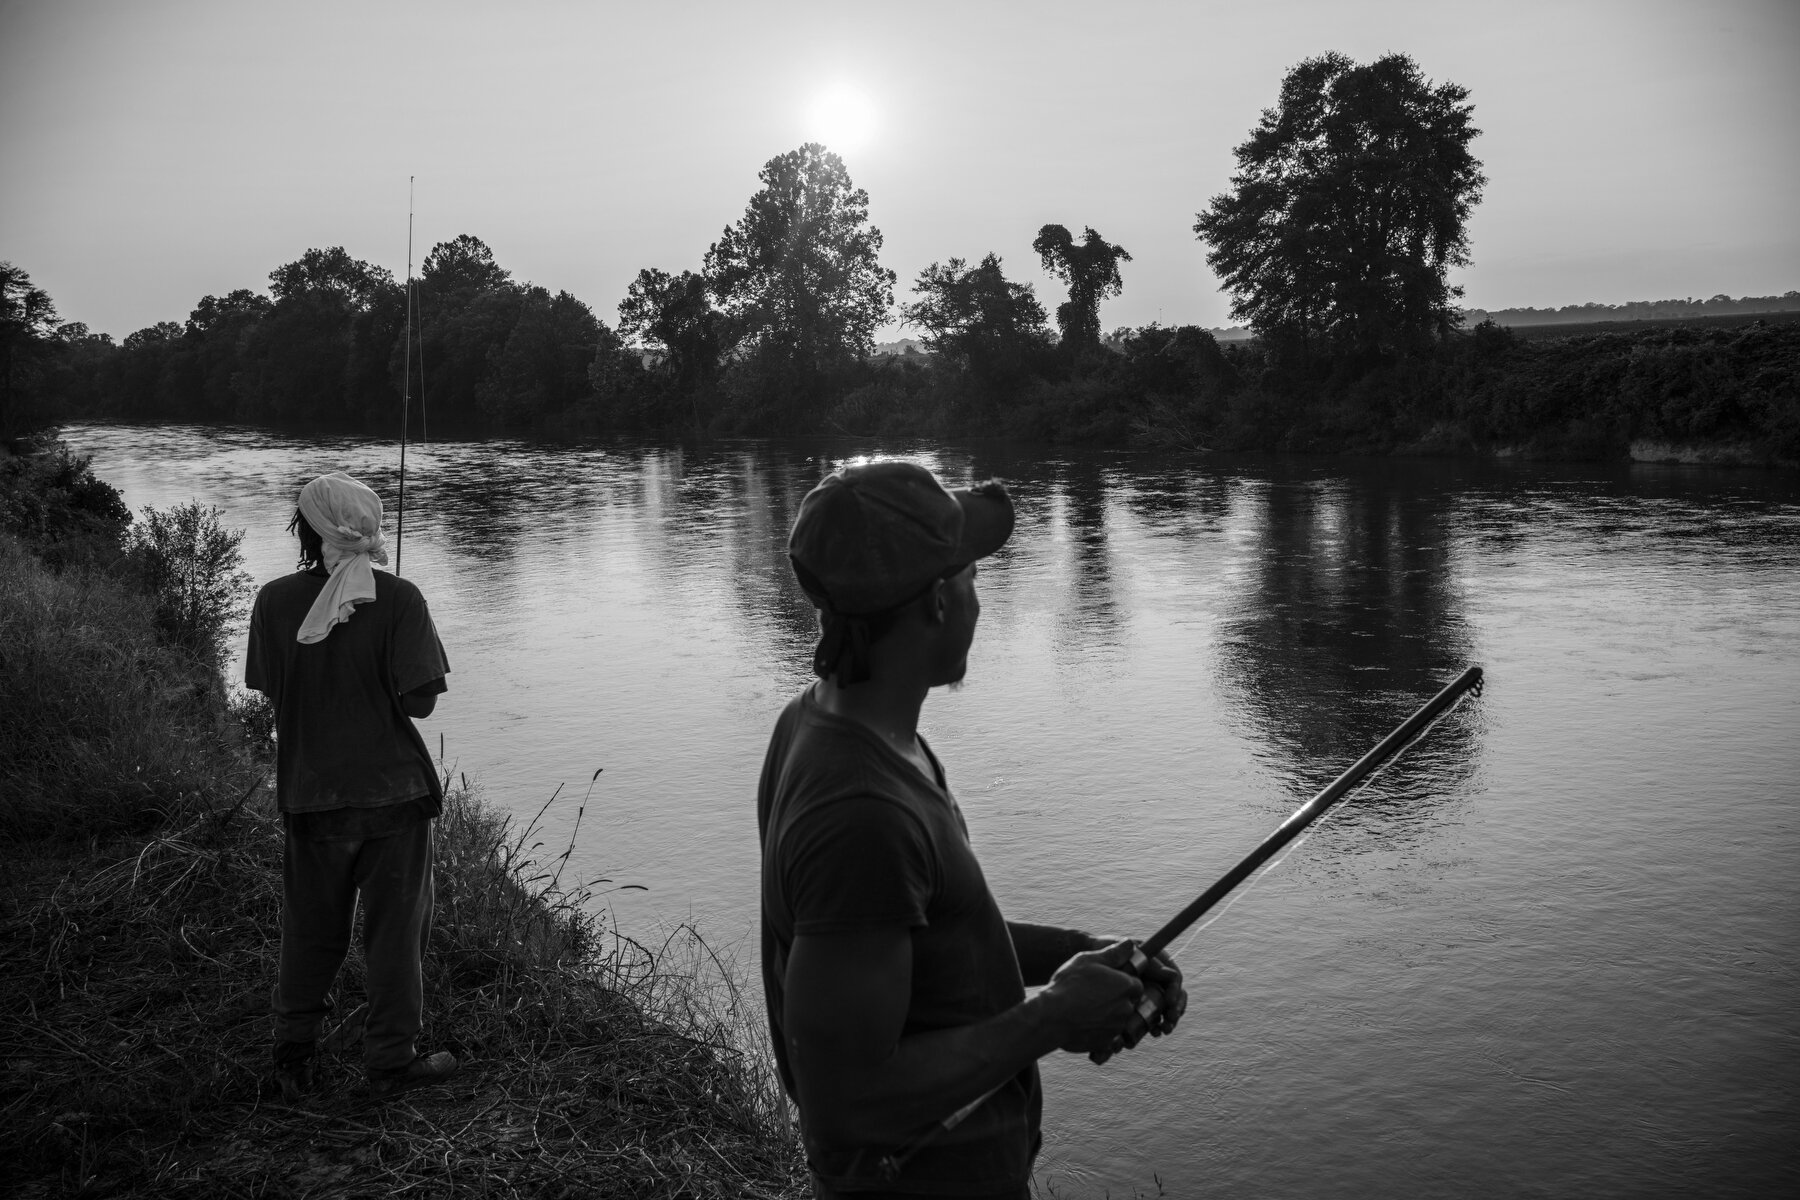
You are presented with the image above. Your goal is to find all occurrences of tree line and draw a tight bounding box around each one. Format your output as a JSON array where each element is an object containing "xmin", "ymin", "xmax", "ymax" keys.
[
  {"xmin": 1469, "ymin": 292, "xmax": 1800, "ymax": 328},
  {"xmin": 4, "ymin": 52, "xmax": 1793, "ymax": 462}
]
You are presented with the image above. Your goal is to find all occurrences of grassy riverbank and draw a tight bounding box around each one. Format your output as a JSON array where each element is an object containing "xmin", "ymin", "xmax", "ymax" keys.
[{"xmin": 0, "ymin": 443, "xmax": 806, "ymax": 1198}]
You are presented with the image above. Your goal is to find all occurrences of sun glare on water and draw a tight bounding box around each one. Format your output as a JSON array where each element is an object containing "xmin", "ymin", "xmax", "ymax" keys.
[{"xmin": 805, "ymin": 82, "xmax": 878, "ymax": 155}]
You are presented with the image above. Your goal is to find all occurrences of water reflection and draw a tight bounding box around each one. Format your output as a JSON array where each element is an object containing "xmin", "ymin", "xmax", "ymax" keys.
[{"xmin": 1213, "ymin": 465, "xmax": 1480, "ymax": 826}]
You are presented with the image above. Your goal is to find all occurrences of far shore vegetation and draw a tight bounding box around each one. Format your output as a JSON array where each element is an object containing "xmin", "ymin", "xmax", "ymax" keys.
[
  {"xmin": 0, "ymin": 442, "xmax": 807, "ymax": 1197},
  {"xmin": 5, "ymin": 52, "xmax": 1797, "ymax": 468}
]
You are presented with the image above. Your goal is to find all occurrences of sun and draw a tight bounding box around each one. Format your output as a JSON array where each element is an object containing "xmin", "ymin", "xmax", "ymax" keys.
[{"xmin": 805, "ymin": 82, "xmax": 879, "ymax": 155}]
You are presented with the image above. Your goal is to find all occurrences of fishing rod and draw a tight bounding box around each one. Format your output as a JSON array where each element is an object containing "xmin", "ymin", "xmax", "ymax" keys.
[
  {"xmin": 397, "ymin": 175, "xmax": 414, "ymax": 576},
  {"xmin": 876, "ymin": 664, "xmax": 1486, "ymax": 1183}
]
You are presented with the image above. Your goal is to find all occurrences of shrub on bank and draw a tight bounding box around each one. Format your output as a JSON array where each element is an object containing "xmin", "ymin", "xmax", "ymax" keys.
[
  {"xmin": 0, "ymin": 438, "xmax": 132, "ymax": 569},
  {"xmin": 0, "ymin": 445, "xmax": 261, "ymax": 842},
  {"xmin": 123, "ymin": 501, "xmax": 252, "ymax": 669}
]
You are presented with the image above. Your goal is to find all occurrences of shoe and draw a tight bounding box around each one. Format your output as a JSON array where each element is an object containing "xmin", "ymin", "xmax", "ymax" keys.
[
  {"xmin": 271, "ymin": 1040, "xmax": 316, "ymax": 1101},
  {"xmin": 368, "ymin": 1050, "xmax": 459, "ymax": 1097}
]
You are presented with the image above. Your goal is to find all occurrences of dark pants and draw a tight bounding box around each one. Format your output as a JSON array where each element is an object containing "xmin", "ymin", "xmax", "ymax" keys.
[{"xmin": 273, "ymin": 820, "xmax": 433, "ymax": 1070}]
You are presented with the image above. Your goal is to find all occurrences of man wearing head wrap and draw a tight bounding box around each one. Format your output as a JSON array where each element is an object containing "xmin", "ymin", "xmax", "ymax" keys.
[
  {"xmin": 758, "ymin": 460, "xmax": 1188, "ymax": 1199},
  {"xmin": 245, "ymin": 471, "xmax": 458, "ymax": 1100}
]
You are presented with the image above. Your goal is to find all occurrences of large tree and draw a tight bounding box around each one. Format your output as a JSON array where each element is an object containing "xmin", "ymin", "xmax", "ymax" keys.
[
  {"xmin": 901, "ymin": 253, "xmax": 1049, "ymax": 386},
  {"xmin": 1194, "ymin": 52, "xmax": 1485, "ymax": 358},
  {"xmin": 240, "ymin": 248, "xmax": 398, "ymax": 420},
  {"xmin": 1031, "ymin": 225, "xmax": 1131, "ymax": 351},
  {"xmin": 705, "ymin": 143, "xmax": 895, "ymax": 405},
  {"xmin": 416, "ymin": 236, "xmax": 519, "ymax": 423}
]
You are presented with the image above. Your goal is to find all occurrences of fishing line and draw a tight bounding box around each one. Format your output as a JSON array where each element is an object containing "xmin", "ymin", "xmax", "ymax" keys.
[{"xmin": 1164, "ymin": 688, "xmax": 1478, "ymax": 966}]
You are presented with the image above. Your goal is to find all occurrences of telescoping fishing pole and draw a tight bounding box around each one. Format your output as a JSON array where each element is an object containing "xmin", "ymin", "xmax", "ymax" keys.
[
  {"xmin": 876, "ymin": 664, "xmax": 1485, "ymax": 1183},
  {"xmin": 396, "ymin": 176, "xmax": 414, "ymax": 577}
]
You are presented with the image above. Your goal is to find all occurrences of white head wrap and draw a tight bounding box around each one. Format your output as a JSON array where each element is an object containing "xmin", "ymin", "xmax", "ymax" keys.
[{"xmin": 295, "ymin": 471, "xmax": 390, "ymax": 644}]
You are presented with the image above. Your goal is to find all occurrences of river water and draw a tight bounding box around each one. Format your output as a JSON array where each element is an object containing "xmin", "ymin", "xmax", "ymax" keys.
[{"xmin": 63, "ymin": 423, "xmax": 1800, "ymax": 1198}]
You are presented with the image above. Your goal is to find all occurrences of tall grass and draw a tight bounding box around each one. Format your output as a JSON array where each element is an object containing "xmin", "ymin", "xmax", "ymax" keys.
[
  {"xmin": 1, "ymin": 442, "xmax": 261, "ymax": 841},
  {"xmin": 0, "ymin": 780, "xmax": 806, "ymax": 1198},
  {"xmin": 0, "ymin": 531, "xmax": 260, "ymax": 841}
]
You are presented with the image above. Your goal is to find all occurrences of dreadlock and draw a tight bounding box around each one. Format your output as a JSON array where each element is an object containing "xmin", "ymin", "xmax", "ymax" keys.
[{"xmin": 287, "ymin": 508, "xmax": 325, "ymax": 572}]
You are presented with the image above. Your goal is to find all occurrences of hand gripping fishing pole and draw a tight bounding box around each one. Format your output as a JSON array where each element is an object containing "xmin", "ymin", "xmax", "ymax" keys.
[{"xmin": 875, "ymin": 664, "xmax": 1485, "ymax": 1184}]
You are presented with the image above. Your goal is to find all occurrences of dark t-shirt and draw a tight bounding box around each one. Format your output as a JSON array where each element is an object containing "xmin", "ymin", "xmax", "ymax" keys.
[
  {"xmin": 758, "ymin": 688, "xmax": 1042, "ymax": 1196},
  {"xmin": 245, "ymin": 568, "xmax": 449, "ymax": 815}
]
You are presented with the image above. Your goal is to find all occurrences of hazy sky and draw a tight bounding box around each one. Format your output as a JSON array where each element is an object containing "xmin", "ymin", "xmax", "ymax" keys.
[{"xmin": 3, "ymin": 0, "xmax": 1797, "ymax": 341}]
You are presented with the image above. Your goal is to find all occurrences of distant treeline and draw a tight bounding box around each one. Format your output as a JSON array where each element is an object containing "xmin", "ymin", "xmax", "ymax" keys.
[
  {"xmin": 6, "ymin": 248, "xmax": 1797, "ymax": 465},
  {"xmin": 1467, "ymin": 291, "xmax": 1800, "ymax": 328},
  {"xmin": 15, "ymin": 240, "xmax": 609, "ymax": 433},
  {"xmin": 836, "ymin": 318, "xmax": 1800, "ymax": 464}
]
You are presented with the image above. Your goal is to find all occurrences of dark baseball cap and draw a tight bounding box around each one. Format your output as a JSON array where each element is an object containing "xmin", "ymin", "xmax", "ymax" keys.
[{"xmin": 788, "ymin": 460, "xmax": 1015, "ymax": 616}]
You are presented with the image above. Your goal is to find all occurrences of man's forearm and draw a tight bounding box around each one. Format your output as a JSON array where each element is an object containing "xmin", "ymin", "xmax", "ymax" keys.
[
  {"xmin": 1007, "ymin": 921, "xmax": 1101, "ymax": 987},
  {"xmin": 793, "ymin": 989, "xmax": 1070, "ymax": 1148},
  {"xmin": 785, "ymin": 931, "xmax": 1142, "ymax": 1149}
]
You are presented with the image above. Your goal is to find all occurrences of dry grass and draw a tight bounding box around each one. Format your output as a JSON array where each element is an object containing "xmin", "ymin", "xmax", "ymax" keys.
[{"xmin": 0, "ymin": 780, "xmax": 807, "ymax": 1198}]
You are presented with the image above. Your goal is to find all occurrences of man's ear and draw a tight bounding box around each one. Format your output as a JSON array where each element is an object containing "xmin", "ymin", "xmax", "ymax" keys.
[{"xmin": 924, "ymin": 579, "xmax": 949, "ymax": 626}]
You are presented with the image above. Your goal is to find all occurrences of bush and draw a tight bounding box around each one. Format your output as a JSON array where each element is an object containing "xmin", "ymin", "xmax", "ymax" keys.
[
  {"xmin": 0, "ymin": 439, "xmax": 131, "ymax": 568},
  {"xmin": 124, "ymin": 501, "xmax": 251, "ymax": 668}
]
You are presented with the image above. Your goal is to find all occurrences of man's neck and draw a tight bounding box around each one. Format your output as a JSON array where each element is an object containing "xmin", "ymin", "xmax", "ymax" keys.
[{"xmin": 812, "ymin": 674, "xmax": 930, "ymax": 761}]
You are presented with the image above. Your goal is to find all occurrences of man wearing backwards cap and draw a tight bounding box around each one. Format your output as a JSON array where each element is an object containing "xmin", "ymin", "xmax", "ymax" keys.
[
  {"xmin": 759, "ymin": 460, "xmax": 1187, "ymax": 1198},
  {"xmin": 245, "ymin": 471, "xmax": 458, "ymax": 1100}
]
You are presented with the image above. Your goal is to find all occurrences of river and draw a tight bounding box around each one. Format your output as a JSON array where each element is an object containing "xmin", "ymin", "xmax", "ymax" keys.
[{"xmin": 62, "ymin": 422, "xmax": 1800, "ymax": 1198}]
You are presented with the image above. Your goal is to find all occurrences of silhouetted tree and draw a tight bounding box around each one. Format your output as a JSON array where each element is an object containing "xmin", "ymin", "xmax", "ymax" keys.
[
  {"xmin": 184, "ymin": 289, "xmax": 272, "ymax": 417},
  {"xmin": 110, "ymin": 322, "xmax": 186, "ymax": 418},
  {"xmin": 901, "ymin": 253, "xmax": 1050, "ymax": 386},
  {"xmin": 475, "ymin": 287, "xmax": 602, "ymax": 426},
  {"xmin": 420, "ymin": 234, "xmax": 512, "ymax": 300},
  {"xmin": 417, "ymin": 237, "xmax": 519, "ymax": 424},
  {"xmin": 1, "ymin": 263, "xmax": 61, "ymax": 440},
  {"xmin": 1194, "ymin": 52, "xmax": 1484, "ymax": 360},
  {"xmin": 268, "ymin": 246, "xmax": 394, "ymax": 309},
  {"xmin": 41, "ymin": 323, "xmax": 117, "ymax": 416},
  {"xmin": 584, "ymin": 323, "xmax": 652, "ymax": 427},
  {"xmin": 705, "ymin": 143, "xmax": 895, "ymax": 420},
  {"xmin": 618, "ymin": 268, "xmax": 726, "ymax": 392},
  {"xmin": 1031, "ymin": 225, "xmax": 1131, "ymax": 351},
  {"xmin": 238, "ymin": 248, "xmax": 395, "ymax": 420},
  {"xmin": 345, "ymin": 283, "xmax": 409, "ymax": 418}
]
